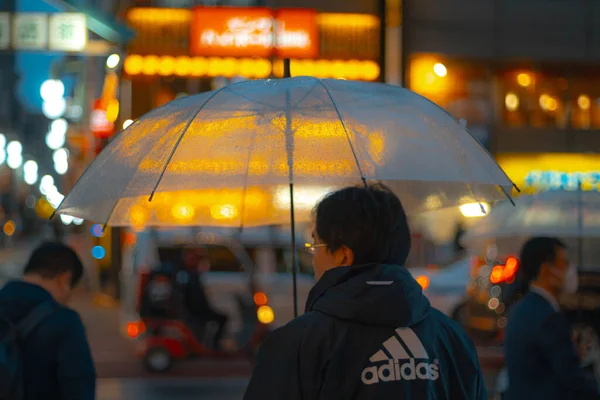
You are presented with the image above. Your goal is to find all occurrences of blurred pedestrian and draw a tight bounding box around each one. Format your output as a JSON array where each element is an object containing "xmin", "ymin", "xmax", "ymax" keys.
[
  {"xmin": 453, "ymin": 222, "xmax": 466, "ymax": 259},
  {"xmin": 244, "ymin": 184, "xmax": 486, "ymax": 399},
  {"xmin": 180, "ymin": 248, "xmax": 228, "ymax": 350},
  {"xmin": 504, "ymin": 237, "xmax": 598, "ymax": 399},
  {"xmin": 0, "ymin": 242, "xmax": 96, "ymax": 400}
]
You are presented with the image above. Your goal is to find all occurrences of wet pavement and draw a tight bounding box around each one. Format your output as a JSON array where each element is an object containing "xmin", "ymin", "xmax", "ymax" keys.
[
  {"xmin": 97, "ymin": 375, "xmax": 501, "ymax": 399},
  {"xmin": 98, "ymin": 378, "xmax": 248, "ymax": 400}
]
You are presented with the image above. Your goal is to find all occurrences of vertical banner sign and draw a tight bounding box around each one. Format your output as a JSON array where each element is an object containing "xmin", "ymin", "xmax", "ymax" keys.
[
  {"xmin": 12, "ymin": 13, "xmax": 48, "ymax": 50},
  {"xmin": 48, "ymin": 13, "xmax": 87, "ymax": 51},
  {"xmin": 0, "ymin": 13, "xmax": 10, "ymax": 50}
]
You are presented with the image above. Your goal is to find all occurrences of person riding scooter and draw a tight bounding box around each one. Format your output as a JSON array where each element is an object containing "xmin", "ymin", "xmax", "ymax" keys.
[
  {"xmin": 179, "ymin": 247, "xmax": 228, "ymax": 351},
  {"xmin": 139, "ymin": 261, "xmax": 184, "ymax": 320}
]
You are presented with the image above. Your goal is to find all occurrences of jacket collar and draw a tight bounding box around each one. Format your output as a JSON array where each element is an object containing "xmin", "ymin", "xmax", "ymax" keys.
[{"xmin": 529, "ymin": 285, "xmax": 560, "ymax": 312}]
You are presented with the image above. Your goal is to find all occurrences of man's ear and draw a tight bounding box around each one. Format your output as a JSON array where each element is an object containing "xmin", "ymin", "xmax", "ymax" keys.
[{"xmin": 339, "ymin": 246, "xmax": 355, "ymax": 266}]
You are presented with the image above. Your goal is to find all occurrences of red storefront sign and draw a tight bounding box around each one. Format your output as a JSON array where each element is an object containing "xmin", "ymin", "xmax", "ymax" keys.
[
  {"xmin": 190, "ymin": 7, "xmax": 318, "ymax": 59},
  {"xmin": 90, "ymin": 99, "xmax": 114, "ymax": 139}
]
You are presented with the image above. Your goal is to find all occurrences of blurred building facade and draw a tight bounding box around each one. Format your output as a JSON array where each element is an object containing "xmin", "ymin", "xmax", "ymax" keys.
[
  {"xmin": 120, "ymin": 2, "xmax": 383, "ymax": 120},
  {"xmin": 403, "ymin": 0, "xmax": 600, "ymax": 258}
]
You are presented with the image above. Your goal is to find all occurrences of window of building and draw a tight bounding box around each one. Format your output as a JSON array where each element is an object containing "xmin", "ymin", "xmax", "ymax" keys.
[
  {"xmin": 408, "ymin": 54, "xmax": 492, "ymax": 147},
  {"xmin": 499, "ymin": 66, "xmax": 600, "ymax": 130}
]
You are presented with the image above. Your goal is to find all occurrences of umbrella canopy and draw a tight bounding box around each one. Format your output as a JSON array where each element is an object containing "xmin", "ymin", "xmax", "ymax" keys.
[
  {"xmin": 56, "ymin": 77, "xmax": 514, "ymax": 227},
  {"xmin": 463, "ymin": 190, "xmax": 600, "ymax": 245}
]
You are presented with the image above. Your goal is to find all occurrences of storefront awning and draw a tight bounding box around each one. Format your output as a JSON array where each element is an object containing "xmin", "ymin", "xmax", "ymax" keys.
[{"xmin": 46, "ymin": 0, "xmax": 135, "ymax": 45}]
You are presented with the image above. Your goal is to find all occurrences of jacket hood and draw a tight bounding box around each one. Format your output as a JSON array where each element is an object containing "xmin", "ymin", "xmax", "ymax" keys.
[{"xmin": 306, "ymin": 264, "xmax": 431, "ymax": 327}]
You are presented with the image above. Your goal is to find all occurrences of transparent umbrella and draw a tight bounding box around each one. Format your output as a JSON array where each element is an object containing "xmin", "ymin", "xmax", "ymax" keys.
[
  {"xmin": 462, "ymin": 188, "xmax": 600, "ymax": 267},
  {"xmin": 463, "ymin": 189, "xmax": 600, "ymax": 241},
  {"xmin": 56, "ymin": 77, "xmax": 515, "ymax": 315}
]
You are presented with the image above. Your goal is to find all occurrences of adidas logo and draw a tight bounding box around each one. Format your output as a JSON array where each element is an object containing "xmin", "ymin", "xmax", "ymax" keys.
[{"xmin": 361, "ymin": 328, "xmax": 439, "ymax": 385}]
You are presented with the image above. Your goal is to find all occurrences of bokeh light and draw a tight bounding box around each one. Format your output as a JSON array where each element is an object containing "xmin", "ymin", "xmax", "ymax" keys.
[
  {"xmin": 3, "ymin": 220, "xmax": 16, "ymax": 236},
  {"xmin": 92, "ymin": 245, "xmax": 106, "ymax": 260},
  {"xmin": 91, "ymin": 224, "xmax": 105, "ymax": 237},
  {"xmin": 257, "ymin": 305, "xmax": 275, "ymax": 324}
]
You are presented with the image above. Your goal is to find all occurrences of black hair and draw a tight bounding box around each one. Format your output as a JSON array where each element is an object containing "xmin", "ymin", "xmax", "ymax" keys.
[
  {"xmin": 503, "ymin": 237, "xmax": 566, "ymax": 307},
  {"xmin": 23, "ymin": 242, "xmax": 85, "ymax": 287},
  {"xmin": 312, "ymin": 184, "xmax": 411, "ymax": 266}
]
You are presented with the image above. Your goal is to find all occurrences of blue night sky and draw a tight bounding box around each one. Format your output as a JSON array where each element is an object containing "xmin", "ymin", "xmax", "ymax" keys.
[{"xmin": 16, "ymin": 0, "xmax": 72, "ymax": 113}]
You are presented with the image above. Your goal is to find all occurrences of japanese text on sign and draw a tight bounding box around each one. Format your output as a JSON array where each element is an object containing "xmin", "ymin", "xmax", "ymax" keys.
[
  {"xmin": 49, "ymin": 13, "xmax": 87, "ymax": 51},
  {"xmin": 190, "ymin": 7, "xmax": 318, "ymax": 59},
  {"xmin": 201, "ymin": 16, "xmax": 273, "ymax": 50},
  {"xmin": 12, "ymin": 13, "xmax": 47, "ymax": 50},
  {"xmin": 524, "ymin": 170, "xmax": 600, "ymax": 192},
  {"xmin": 0, "ymin": 13, "xmax": 10, "ymax": 50}
]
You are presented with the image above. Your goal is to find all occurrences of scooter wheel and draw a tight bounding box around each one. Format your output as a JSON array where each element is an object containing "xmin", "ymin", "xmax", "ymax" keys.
[{"xmin": 144, "ymin": 346, "xmax": 172, "ymax": 372}]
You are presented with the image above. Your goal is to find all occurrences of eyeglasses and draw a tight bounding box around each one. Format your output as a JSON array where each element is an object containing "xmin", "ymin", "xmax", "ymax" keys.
[{"xmin": 304, "ymin": 243, "xmax": 327, "ymax": 254}]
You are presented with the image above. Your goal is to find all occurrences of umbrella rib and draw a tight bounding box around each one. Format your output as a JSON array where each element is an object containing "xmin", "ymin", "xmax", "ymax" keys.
[
  {"xmin": 317, "ymin": 80, "xmax": 367, "ymax": 187},
  {"xmin": 148, "ymin": 85, "xmax": 231, "ymax": 202},
  {"xmin": 290, "ymin": 80, "xmax": 321, "ymax": 109}
]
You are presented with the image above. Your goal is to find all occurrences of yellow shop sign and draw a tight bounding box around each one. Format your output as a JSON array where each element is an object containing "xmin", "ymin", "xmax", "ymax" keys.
[{"xmin": 496, "ymin": 153, "xmax": 600, "ymax": 194}]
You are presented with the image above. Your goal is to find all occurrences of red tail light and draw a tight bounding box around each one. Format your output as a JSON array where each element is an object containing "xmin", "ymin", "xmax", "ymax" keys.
[
  {"xmin": 502, "ymin": 257, "xmax": 519, "ymax": 283},
  {"xmin": 253, "ymin": 292, "xmax": 268, "ymax": 306},
  {"xmin": 490, "ymin": 265, "xmax": 504, "ymax": 284},
  {"xmin": 127, "ymin": 321, "xmax": 146, "ymax": 338},
  {"xmin": 416, "ymin": 275, "xmax": 430, "ymax": 290},
  {"xmin": 489, "ymin": 256, "xmax": 519, "ymax": 284}
]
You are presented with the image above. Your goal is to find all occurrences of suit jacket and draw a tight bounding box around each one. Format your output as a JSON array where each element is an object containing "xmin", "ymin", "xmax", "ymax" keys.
[{"xmin": 505, "ymin": 290, "xmax": 598, "ymax": 400}]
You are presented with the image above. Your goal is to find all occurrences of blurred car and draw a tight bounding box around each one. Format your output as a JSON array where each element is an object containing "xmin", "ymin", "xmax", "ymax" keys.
[{"xmin": 410, "ymin": 257, "xmax": 470, "ymax": 323}]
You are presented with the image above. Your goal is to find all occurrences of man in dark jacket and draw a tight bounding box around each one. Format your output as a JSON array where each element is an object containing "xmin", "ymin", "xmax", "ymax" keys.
[
  {"xmin": 0, "ymin": 242, "xmax": 96, "ymax": 400},
  {"xmin": 504, "ymin": 237, "xmax": 599, "ymax": 399},
  {"xmin": 244, "ymin": 185, "xmax": 486, "ymax": 399}
]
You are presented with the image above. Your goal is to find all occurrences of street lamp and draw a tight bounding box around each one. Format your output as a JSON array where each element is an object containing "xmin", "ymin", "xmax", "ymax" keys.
[
  {"xmin": 46, "ymin": 119, "xmax": 68, "ymax": 151},
  {"xmin": 42, "ymin": 98, "xmax": 67, "ymax": 119},
  {"xmin": 50, "ymin": 119, "xmax": 68, "ymax": 136},
  {"xmin": 39, "ymin": 175, "xmax": 54, "ymax": 195},
  {"xmin": 40, "ymin": 79, "xmax": 65, "ymax": 102},
  {"xmin": 106, "ymin": 54, "xmax": 121, "ymax": 69},
  {"xmin": 46, "ymin": 131, "xmax": 66, "ymax": 150},
  {"xmin": 23, "ymin": 160, "xmax": 38, "ymax": 185},
  {"xmin": 53, "ymin": 148, "xmax": 69, "ymax": 175},
  {"xmin": 6, "ymin": 141, "xmax": 22, "ymax": 170},
  {"xmin": 41, "ymin": 79, "xmax": 67, "ymax": 119}
]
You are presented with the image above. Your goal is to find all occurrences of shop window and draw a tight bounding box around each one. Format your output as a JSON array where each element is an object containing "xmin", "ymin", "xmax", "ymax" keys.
[
  {"xmin": 408, "ymin": 55, "xmax": 492, "ymax": 147},
  {"xmin": 499, "ymin": 67, "xmax": 600, "ymax": 130}
]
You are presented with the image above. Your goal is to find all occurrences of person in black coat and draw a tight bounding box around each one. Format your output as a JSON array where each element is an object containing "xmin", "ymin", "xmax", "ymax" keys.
[
  {"xmin": 504, "ymin": 237, "xmax": 599, "ymax": 400},
  {"xmin": 244, "ymin": 185, "xmax": 486, "ymax": 399},
  {"xmin": 0, "ymin": 242, "xmax": 96, "ymax": 400}
]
